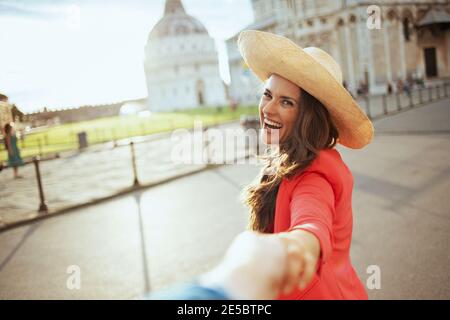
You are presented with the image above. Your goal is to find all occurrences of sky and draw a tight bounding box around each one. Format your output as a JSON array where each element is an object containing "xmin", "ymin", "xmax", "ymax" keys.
[{"xmin": 0, "ymin": 0, "xmax": 254, "ymax": 113}]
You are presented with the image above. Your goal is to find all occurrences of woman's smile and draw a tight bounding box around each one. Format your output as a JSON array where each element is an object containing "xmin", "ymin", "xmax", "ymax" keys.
[
  {"xmin": 259, "ymin": 74, "xmax": 301, "ymax": 144},
  {"xmin": 263, "ymin": 117, "xmax": 283, "ymax": 130}
]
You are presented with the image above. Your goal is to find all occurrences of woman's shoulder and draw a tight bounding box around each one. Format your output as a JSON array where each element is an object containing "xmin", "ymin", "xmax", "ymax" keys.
[
  {"xmin": 308, "ymin": 148, "xmax": 345, "ymax": 172},
  {"xmin": 286, "ymin": 148, "xmax": 353, "ymax": 189}
]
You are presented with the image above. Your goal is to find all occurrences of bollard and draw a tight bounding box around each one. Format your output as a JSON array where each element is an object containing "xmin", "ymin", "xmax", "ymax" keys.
[
  {"xmin": 396, "ymin": 92, "xmax": 401, "ymax": 111},
  {"xmin": 203, "ymin": 127, "xmax": 211, "ymax": 165},
  {"xmin": 437, "ymin": 86, "xmax": 441, "ymax": 99},
  {"xmin": 38, "ymin": 138, "xmax": 43, "ymax": 157},
  {"xmin": 445, "ymin": 83, "xmax": 449, "ymax": 97},
  {"xmin": 419, "ymin": 88, "xmax": 423, "ymax": 104},
  {"xmin": 409, "ymin": 92, "xmax": 413, "ymax": 108},
  {"xmin": 256, "ymin": 128, "xmax": 261, "ymax": 156},
  {"xmin": 130, "ymin": 141, "xmax": 140, "ymax": 187},
  {"xmin": 382, "ymin": 94, "xmax": 387, "ymax": 115},
  {"xmin": 245, "ymin": 134, "xmax": 251, "ymax": 159},
  {"xmin": 365, "ymin": 95, "xmax": 372, "ymax": 119},
  {"xmin": 33, "ymin": 157, "xmax": 48, "ymax": 213},
  {"xmin": 112, "ymin": 129, "xmax": 118, "ymax": 148},
  {"xmin": 429, "ymin": 86, "xmax": 432, "ymax": 101}
]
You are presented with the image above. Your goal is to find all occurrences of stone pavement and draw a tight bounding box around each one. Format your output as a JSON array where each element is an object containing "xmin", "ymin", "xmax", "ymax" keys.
[{"xmin": 0, "ymin": 98, "xmax": 448, "ymax": 299}]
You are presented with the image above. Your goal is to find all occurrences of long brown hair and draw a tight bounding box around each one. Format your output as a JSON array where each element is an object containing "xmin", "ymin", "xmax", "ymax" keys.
[{"xmin": 244, "ymin": 89, "xmax": 339, "ymax": 233}]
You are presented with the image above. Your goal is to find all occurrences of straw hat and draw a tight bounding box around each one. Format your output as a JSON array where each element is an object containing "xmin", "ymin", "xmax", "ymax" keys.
[{"xmin": 238, "ymin": 30, "xmax": 374, "ymax": 149}]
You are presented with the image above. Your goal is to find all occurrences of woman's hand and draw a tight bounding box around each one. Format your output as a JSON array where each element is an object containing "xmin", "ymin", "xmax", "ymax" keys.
[
  {"xmin": 277, "ymin": 229, "xmax": 320, "ymax": 295},
  {"xmin": 199, "ymin": 229, "xmax": 320, "ymax": 299}
]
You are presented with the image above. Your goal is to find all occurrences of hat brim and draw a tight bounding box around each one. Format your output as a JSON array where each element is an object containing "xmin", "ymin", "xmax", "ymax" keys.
[{"xmin": 238, "ymin": 30, "xmax": 374, "ymax": 149}]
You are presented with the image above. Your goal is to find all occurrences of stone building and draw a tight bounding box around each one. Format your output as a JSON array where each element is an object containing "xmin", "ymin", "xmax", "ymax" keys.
[
  {"xmin": 226, "ymin": 0, "xmax": 450, "ymax": 104},
  {"xmin": 26, "ymin": 98, "xmax": 146, "ymax": 126},
  {"xmin": 144, "ymin": 0, "xmax": 227, "ymax": 112}
]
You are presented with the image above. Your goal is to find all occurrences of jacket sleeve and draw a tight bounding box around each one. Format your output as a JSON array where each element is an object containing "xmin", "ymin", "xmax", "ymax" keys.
[{"xmin": 288, "ymin": 171, "xmax": 335, "ymax": 274}]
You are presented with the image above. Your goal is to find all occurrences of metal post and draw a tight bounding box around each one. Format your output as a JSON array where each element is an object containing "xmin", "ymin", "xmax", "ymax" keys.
[
  {"xmin": 256, "ymin": 129, "xmax": 261, "ymax": 156},
  {"xmin": 409, "ymin": 91, "xmax": 413, "ymax": 108},
  {"xmin": 203, "ymin": 127, "xmax": 211, "ymax": 165},
  {"xmin": 419, "ymin": 88, "xmax": 423, "ymax": 104},
  {"xmin": 365, "ymin": 95, "xmax": 372, "ymax": 119},
  {"xmin": 112, "ymin": 129, "xmax": 118, "ymax": 148},
  {"xmin": 38, "ymin": 138, "xmax": 43, "ymax": 157},
  {"xmin": 382, "ymin": 94, "xmax": 387, "ymax": 115},
  {"xmin": 33, "ymin": 157, "xmax": 48, "ymax": 213},
  {"xmin": 130, "ymin": 141, "xmax": 140, "ymax": 187},
  {"xmin": 396, "ymin": 92, "xmax": 401, "ymax": 111},
  {"xmin": 437, "ymin": 85, "xmax": 441, "ymax": 99},
  {"xmin": 244, "ymin": 134, "xmax": 249, "ymax": 159},
  {"xmin": 429, "ymin": 86, "xmax": 432, "ymax": 101}
]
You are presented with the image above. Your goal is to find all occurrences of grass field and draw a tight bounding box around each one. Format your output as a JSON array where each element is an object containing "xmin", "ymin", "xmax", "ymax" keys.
[{"xmin": 0, "ymin": 105, "xmax": 259, "ymax": 162}]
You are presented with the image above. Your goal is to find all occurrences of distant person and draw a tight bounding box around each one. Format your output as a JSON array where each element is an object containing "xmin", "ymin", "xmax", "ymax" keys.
[
  {"xmin": 396, "ymin": 79, "xmax": 404, "ymax": 93},
  {"xmin": 387, "ymin": 82, "xmax": 393, "ymax": 95},
  {"xmin": 403, "ymin": 79, "xmax": 411, "ymax": 96},
  {"xmin": 237, "ymin": 31, "xmax": 372, "ymax": 299},
  {"xmin": 3, "ymin": 123, "xmax": 24, "ymax": 179}
]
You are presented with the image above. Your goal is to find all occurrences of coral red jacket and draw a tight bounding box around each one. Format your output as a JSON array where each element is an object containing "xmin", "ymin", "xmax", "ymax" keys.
[{"xmin": 273, "ymin": 148, "xmax": 368, "ymax": 300}]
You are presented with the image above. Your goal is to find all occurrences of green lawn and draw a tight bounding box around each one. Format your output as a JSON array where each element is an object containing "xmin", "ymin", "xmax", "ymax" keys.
[{"xmin": 0, "ymin": 106, "xmax": 258, "ymax": 162}]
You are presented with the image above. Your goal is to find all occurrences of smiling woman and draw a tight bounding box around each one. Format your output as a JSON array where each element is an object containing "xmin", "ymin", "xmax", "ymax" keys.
[
  {"xmin": 249, "ymin": 74, "xmax": 339, "ymax": 233},
  {"xmin": 239, "ymin": 30, "xmax": 373, "ymax": 300}
]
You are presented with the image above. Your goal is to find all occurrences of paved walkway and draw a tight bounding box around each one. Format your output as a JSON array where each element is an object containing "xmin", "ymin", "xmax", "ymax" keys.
[{"xmin": 0, "ymin": 98, "xmax": 448, "ymax": 299}]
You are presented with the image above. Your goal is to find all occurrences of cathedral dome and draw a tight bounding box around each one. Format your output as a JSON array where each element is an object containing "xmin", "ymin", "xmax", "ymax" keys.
[{"xmin": 148, "ymin": 0, "xmax": 208, "ymax": 40}]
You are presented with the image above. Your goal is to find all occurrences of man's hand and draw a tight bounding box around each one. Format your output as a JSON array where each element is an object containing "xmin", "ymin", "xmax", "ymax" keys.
[
  {"xmin": 278, "ymin": 229, "xmax": 320, "ymax": 295},
  {"xmin": 199, "ymin": 230, "xmax": 288, "ymax": 299},
  {"xmin": 199, "ymin": 229, "xmax": 320, "ymax": 299}
]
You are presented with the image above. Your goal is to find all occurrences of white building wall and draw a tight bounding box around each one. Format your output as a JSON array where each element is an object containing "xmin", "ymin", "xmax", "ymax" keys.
[{"xmin": 145, "ymin": 34, "xmax": 227, "ymax": 111}]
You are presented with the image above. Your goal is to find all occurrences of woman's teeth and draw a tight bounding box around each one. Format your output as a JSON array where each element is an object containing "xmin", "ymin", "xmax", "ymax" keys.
[{"xmin": 264, "ymin": 118, "xmax": 283, "ymax": 129}]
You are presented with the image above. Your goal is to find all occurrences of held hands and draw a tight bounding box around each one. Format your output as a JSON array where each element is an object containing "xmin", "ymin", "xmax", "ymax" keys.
[
  {"xmin": 277, "ymin": 229, "xmax": 320, "ymax": 295},
  {"xmin": 199, "ymin": 230, "xmax": 320, "ymax": 299}
]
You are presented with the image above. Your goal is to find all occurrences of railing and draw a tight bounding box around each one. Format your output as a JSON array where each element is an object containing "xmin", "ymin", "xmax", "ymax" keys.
[
  {"xmin": 0, "ymin": 121, "xmax": 254, "ymax": 219},
  {"xmin": 1, "ymin": 82, "xmax": 449, "ymax": 219},
  {"xmin": 357, "ymin": 82, "xmax": 450, "ymax": 120}
]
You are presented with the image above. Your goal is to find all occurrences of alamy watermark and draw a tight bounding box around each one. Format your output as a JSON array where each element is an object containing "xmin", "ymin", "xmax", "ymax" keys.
[
  {"xmin": 367, "ymin": 5, "xmax": 382, "ymax": 30},
  {"xmin": 170, "ymin": 121, "xmax": 280, "ymax": 166},
  {"xmin": 366, "ymin": 265, "xmax": 381, "ymax": 290},
  {"xmin": 66, "ymin": 265, "xmax": 81, "ymax": 290}
]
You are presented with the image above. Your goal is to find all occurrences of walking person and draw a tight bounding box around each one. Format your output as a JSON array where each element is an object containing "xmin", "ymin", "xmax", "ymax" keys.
[
  {"xmin": 238, "ymin": 30, "xmax": 374, "ymax": 299},
  {"xmin": 3, "ymin": 123, "xmax": 24, "ymax": 178}
]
